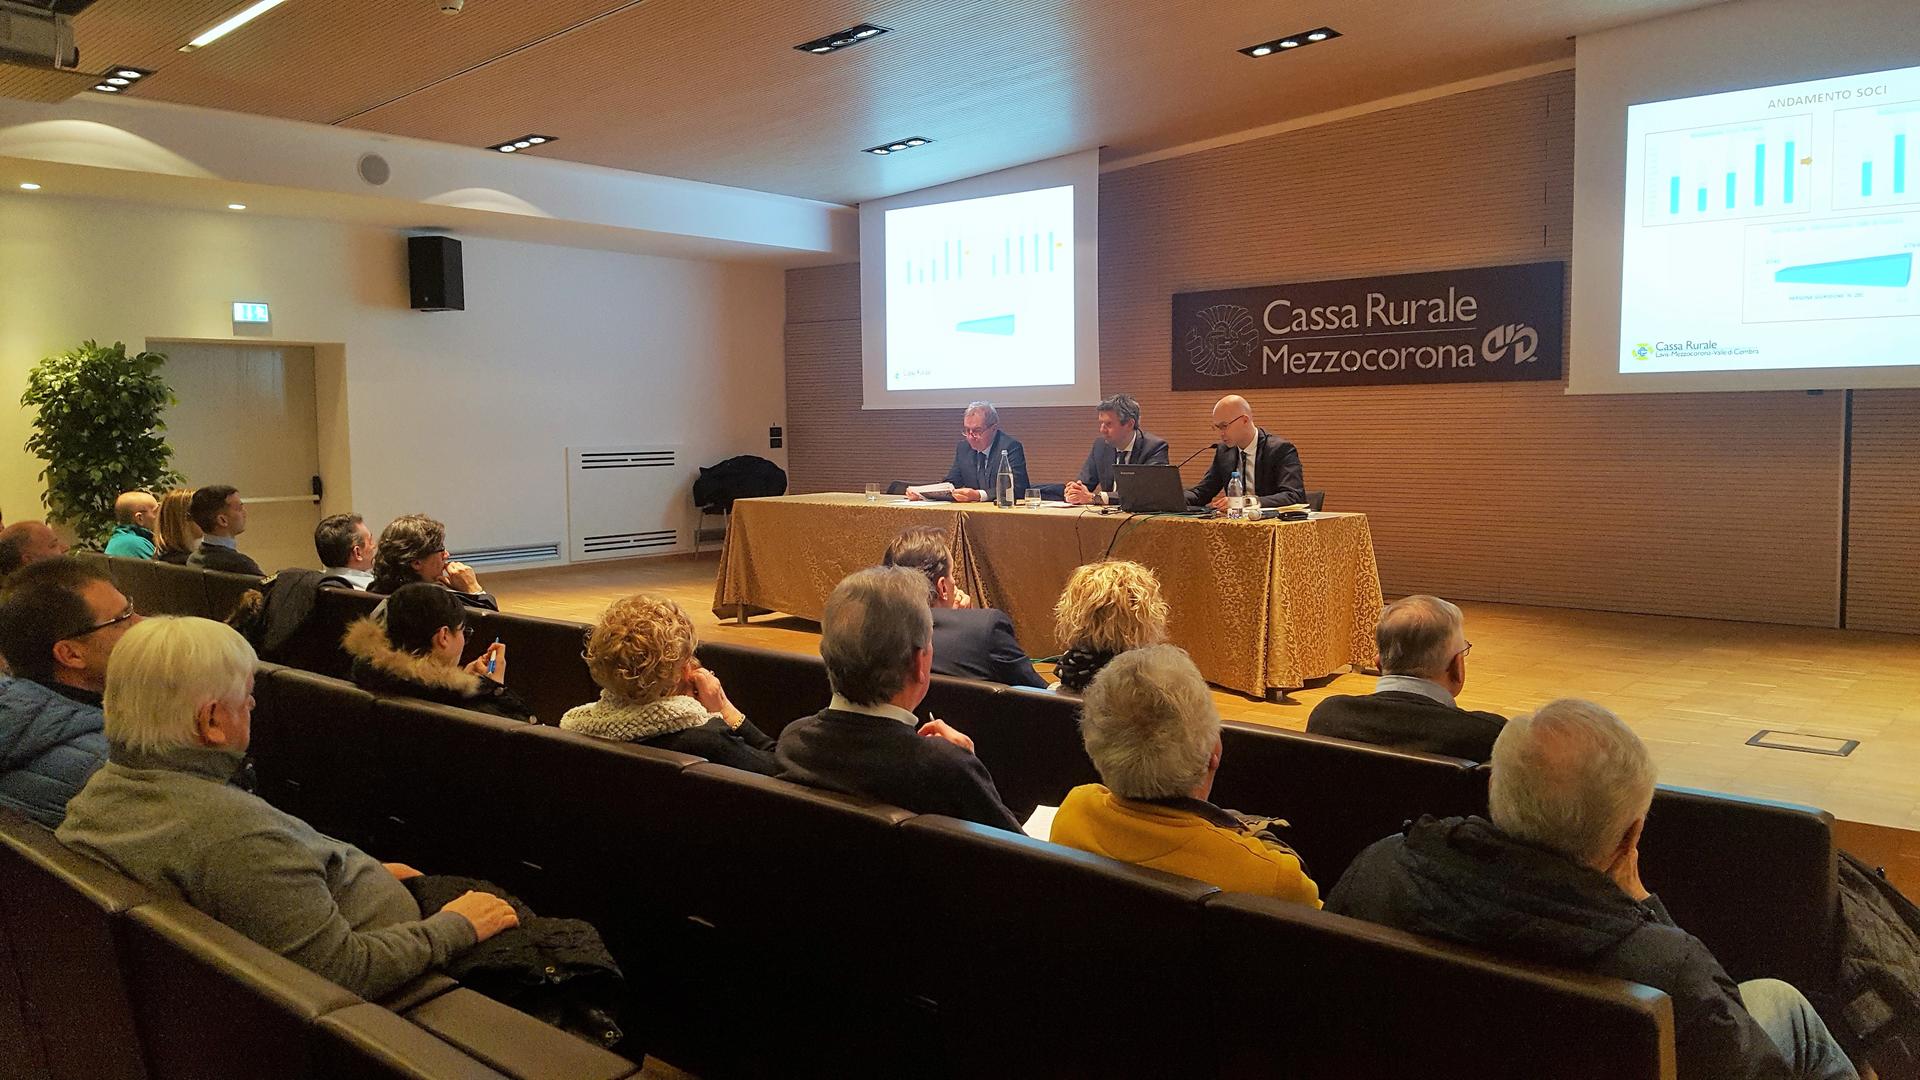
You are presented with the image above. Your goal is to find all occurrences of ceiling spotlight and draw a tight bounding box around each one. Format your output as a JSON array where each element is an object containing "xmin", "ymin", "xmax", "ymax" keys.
[
  {"xmin": 795, "ymin": 23, "xmax": 890, "ymax": 54},
  {"xmin": 499, "ymin": 144, "xmax": 517, "ymax": 152},
  {"xmin": 93, "ymin": 64, "xmax": 154, "ymax": 93},
  {"xmin": 94, "ymin": 84, "xmax": 119, "ymax": 91},
  {"xmin": 526, "ymin": 136, "xmax": 546, "ymax": 144},
  {"xmin": 227, "ymin": 203, "xmax": 247, "ymax": 210},
  {"xmin": 487, "ymin": 133, "xmax": 557, "ymax": 154},
  {"xmin": 107, "ymin": 77, "xmax": 130, "ymax": 85},
  {"xmin": 888, "ymin": 143, "xmax": 906, "ymax": 151},
  {"xmin": 117, "ymin": 69, "xmax": 143, "ymax": 78},
  {"xmin": 872, "ymin": 148, "xmax": 890, "ymax": 155},
  {"xmin": 1240, "ymin": 26, "xmax": 1341, "ymax": 58},
  {"xmin": 904, "ymin": 138, "xmax": 926, "ymax": 146},
  {"xmin": 865, "ymin": 136, "xmax": 932, "ymax": 156},
  {"xmin": 19, "ymin": 183, "xmax": 41, "ymax": 190},
  {"xmin": 513, "ymin": 141, "xmax": 531, "ymax": 148}
]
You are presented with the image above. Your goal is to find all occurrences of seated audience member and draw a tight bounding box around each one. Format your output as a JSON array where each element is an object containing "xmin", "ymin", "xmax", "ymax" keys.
[
  {"xmin": 343, "ymin": 583, "xmax": 531, "ymax": 722},
  {"xmin": 0, "ymin": 520, "xmax": 69, "ymax": 577},
  {"xmin": 1185, "ymin": 394, "xmax": 1305, "ymax": 510},
  {"xmin": 883, "ymin": 525, "xmax": 1046, "ymax": 689},
  {"xmin": 58, "ymin": 617, "xmax": 519, "ymax": 1001},
  {"xmin": 1307, "ymin": 595, "xmax": 1506, "ymax": 760},
  {"xmin": 0, "ymin": 560, "xmax": 135, "ymax": 826},
  {"xmin": 1328, "ymin": 700, "xmax": 1857, "ymax": 1080},
  {"xmin": 186, "ymin": 485, "xmax": 264, "ymax": 576},
  {"xmin": 909, "ymin": 400, "xmax": 1030, "ymax": 503},
  {"xmin": 776, "ymin": 566, "xmax": 1021, "ymax": 832},
  {"xmin": 103, "ymin": 491, "xmax": 160, "ymax": 559},
  {"xmin": 369, "ymin": 514, "xmax": 498, "ymax": 610},
  {"xmin": 564, "ymin": 594, "xmax": 777, "ymax": 774},
  {"xmin": 154, "ymin": 487, "xmax": 200, "ymax": 565},
  {"xmin": 1064, "ymin": 394, "xmax": 1170, "ymax": 506},
  {"xmin": 315, "ymin": 512, "xmax": 377, "ymax": 589},
  {"xmin": 1052, "ymin": 645, "xmax": 1320, "ymax": 905},
  {"xmin": 1052, "ymin": 559, "xmax": 1169, "ymax": 693}
]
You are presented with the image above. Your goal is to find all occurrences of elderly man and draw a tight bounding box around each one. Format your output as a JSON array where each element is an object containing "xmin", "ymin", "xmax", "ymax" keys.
[
  {"xmin": 0, "ymin": 560, "xmax": 141, "ymax": 826},
  {"xmin": 1050, "ymin": 645, "xmax": 1321, "ymax": 904},
  {"xmin": 912, "ymin": 401, "xmax": 1030, "ymax": 503},
  {"xmin": 0, "ymin": 520, "xmax": 68, "ymax": 578},
  {"xmin": 315, "ymin": 512, "xmax": 377, "ymax": 589},
  {"xmin": 186, "ymin": 485, "xmax": 264, "ymax": 576},
  {"xmin": 1307, "ymin": 595, "xmax": 1506, "ymax": 760},
  {"xmin": 882, "ymin": 525, "xmax": 1045, "ymax": 689},
  {"xmin": 1328, "ymin": 700, "xmax": 1857, "ymax": 1080},
  {"xmin": 57, "ymin": 616, "xmax": 519, "ymax": 1000},
  {"xmin": 1064, "ymin": 393, "xmax": 1169, "ymax": 506},
  {"xmin": 1184, "ymin": 394, "xmax": 1305, "ymax": 510},
  {"xmin": 775, "ymin": 566, "xmax": 1021, "ymax": 832},
  {"xmin": 103, "ymin": 492, "xmax": 160, "ymax": 559}
]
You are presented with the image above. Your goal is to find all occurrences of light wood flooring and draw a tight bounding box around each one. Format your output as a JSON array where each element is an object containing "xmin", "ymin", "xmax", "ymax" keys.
[{"xmin": 488, "ymin": 553, "xmax": 1920, "ymax": 888}]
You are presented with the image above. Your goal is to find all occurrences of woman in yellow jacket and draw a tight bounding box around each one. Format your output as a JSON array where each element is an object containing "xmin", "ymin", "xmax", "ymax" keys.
[{"xmin": 1048, "ymin": 644, "xmax": 1320, "ymax": 907}]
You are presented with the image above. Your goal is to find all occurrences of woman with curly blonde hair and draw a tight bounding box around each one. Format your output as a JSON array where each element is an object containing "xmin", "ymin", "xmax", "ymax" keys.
[
  {"xmin": 560, "ymin": 593, "xmax": 777, "ymax": 774},
  {"xmin": 1051, "ymin": 560, "xmax": 1169, "ymax": 693}
]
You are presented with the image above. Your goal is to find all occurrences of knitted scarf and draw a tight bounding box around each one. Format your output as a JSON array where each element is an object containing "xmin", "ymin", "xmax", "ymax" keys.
[
  {"xmin": 559, "ymin": 692, "xmax": 713, "ymax": 743},
  {"xmin": 1054, "ymin": 646, "xmax": 1117, "ymax": 693}
]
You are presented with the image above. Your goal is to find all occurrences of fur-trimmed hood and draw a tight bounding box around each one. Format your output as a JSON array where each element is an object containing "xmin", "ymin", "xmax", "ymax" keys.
[{"xmin": 341, "ymin": 616, "xmax": 489, "ymax": 698}]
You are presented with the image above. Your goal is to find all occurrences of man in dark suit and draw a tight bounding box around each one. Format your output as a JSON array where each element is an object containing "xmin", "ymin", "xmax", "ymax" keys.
[
  {"xmin": 1184, "ymin": 395, "xmax": 1305, "ymax": 510},
  {"xmin": 1064, "ymin": 394, "xmax": 1169, "ymax": 506},
  {"xmin": 776, "ymin": 566, "xmax": 1022, "ymax": 832},
  {"xmin": 185, "ymin": 485, "xmax": 264, "ymax": 576},
  {"xmin": 911, "ymin": 401, "xmax": 1028, "ymax": 503},
  {"xmin": 1307, "ymin": 595, "xmax": 1507, "ymax": 761},
  {"xmin": 882, "ymin": 525, "xmax": 1046, "ymax": 689}
]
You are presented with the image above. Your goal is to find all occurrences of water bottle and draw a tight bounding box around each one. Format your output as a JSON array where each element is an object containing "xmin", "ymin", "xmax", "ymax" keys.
[
  {"xmin": 995, "ymin": 450, "xmax": 1016, "ymax": 508},
  {"xmin": 1225, "ymin": 471, "xmax": 1244, "ymax": 519}
]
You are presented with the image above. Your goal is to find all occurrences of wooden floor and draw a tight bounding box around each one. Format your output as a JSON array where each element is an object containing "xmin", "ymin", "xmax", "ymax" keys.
[{"xmin": 489, "ymin": 553, "xmax": 1920, "ymax": 887}]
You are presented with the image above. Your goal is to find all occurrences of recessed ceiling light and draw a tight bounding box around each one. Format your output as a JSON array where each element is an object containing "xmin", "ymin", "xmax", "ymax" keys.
[
  {"xmin": 1240, "ymin": 26, "xmax": 1341, "ymax": 58},
  {"xmin": 107, "ymin": 77, "xmax": 130, "ymax": 86},
  {"xmin": 117, "ymin": 69, "xmax": 144, "ymax": 78},
  {"xmin": 795, "ymin": 23, "xmax": 890, "ymax": 54},
  {"xmin": 526, "ymin": 136, "xmax": 546, "ymax": 144},
  {"xmin": 486, "ymin": 133, "xmax": 557, "ymax": 154},
  {"xmin": 499, "ymin": 145, "xmax": 517, "ymax": 152},
  {"xmin": 865, "ymin": 136, "xmax": 933, "ymax": 156},
  {"xmin": 95, "ymin": 84, "xmax": 119, "ymax": 92},
  {"xmin": 181, "ymin": 0, "xmax": 291, "ymax": 52},
  {"xmin": 227, "ymin": 203, "xmax": 247, "ymax": 210},
  {"xmin": 513, "ymin": 141, "xmax": 530, "ymax": 148},
  {"xmin": 904, "ymin": 138, "xmax": 926, "ymax": 147},
  {"xmin": 91, "ymin": 64, "xmax": 154, "ymax": 93},
  {"xmin": 871, "ymin": 148, "xmax": 890, "ymax": 155},
  {"xmin": 19, "ymin": 183, "xmax": 41, "ymax": 191}
]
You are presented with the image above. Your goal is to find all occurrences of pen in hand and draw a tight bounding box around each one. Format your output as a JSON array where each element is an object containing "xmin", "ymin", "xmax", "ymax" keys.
[{"xmin": 486, "ymin": 638, "xmax": 501, "ymax": 676}]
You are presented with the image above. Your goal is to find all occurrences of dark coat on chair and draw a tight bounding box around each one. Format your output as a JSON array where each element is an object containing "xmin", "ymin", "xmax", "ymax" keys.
[
  {"xmin": 775, "ymin": 707, "xmax": 1022, "ymax": 832},
  {"xmin": 1074, "ymin": 429, "xmax": 1170, "ymax": 496},
  {"xmin": 943, "ymin": 429, "xmax": 1030, "ymax": 498},
  {"xmin": 1185, "ymin": 428, "xmax": 1304, "ymax": 508},
  {"xmin": 931, "ymin": 607, "xmax": 1047, "ymax": 689},
  {"xmin": 1306, "ymin": 692, "xmax": 1507, "ymax": 762},
  {"xmin": 188, "ymin": 542, "xmax": 264, "ymax": 577}
]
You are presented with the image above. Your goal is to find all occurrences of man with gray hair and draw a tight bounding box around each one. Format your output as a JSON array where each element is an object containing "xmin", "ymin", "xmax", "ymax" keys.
[
  {"xmin": 1050, "ymin": 645, "xmax": 1320, "ymax": 904},
  {"xmin": 1307, "ymin": 594, "xmax": 1507, "ymax": 760},
  {"xmin": 910, "ymin": 400, "xmax": 1029, "ymax": 503},
  {"xmin": 775, "ymin": 566, "xmax": 1021, "ymax": 831},
  {"xmin": 1064, "ymin": 393, "xmax": 1169, "ymax": 505},
  {"xmin": 1328, "ymin": 700, "xmax": 1857, "ymax": 1080}
]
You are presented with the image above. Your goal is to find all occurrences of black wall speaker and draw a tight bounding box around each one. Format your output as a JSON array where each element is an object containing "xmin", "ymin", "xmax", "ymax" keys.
[{"xmin": 407, "ymin": 235, "xmax": 464, "ymax": 312}]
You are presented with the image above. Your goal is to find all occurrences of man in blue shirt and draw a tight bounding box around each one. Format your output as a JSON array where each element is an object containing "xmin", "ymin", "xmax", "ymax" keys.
[{"xmin": 103, "ymin": 491, "xmax": 159, "ymax": 559}]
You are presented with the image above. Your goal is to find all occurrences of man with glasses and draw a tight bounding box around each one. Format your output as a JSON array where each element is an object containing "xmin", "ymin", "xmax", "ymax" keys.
[
  {"xmin": 1307, "ymin": 594, "xmax": 1507, "ymax": 761},
  {"xmin": 912, "ymin": 401, "xmax": 1029, "ymax": 503},
  {"xmin": 0, "ymin": 559, "xmax": 142, "ymax": 825},
  {"xmin": 1064, "ymin": 393, "xmax": 1169, "ymax": 506},
  {"xmin": 1183, "ymin": 394, "xmax": 1305, "ymax": 511}
]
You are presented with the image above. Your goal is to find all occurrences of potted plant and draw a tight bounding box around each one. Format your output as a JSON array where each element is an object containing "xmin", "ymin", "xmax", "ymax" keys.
[{"xmin": 21, "ymin": 340, "xmax": 184, "ymax": 548}]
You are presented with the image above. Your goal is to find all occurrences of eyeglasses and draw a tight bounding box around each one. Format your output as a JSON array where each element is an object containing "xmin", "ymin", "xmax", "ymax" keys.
[
  {"xmin": 69, "ymin": 600, "xmax": 138, "ymax": 639},
  {"xmin": 961, "ymin": 425, "xmax": 994, "ymax": 437},
  {"xmin": 1210, "ymin": 415, "xmax": 1249, "ymax": 432},
  {"xmin": 1457, "ymin": 641, "xmax": 1474, "ymax": 659}
]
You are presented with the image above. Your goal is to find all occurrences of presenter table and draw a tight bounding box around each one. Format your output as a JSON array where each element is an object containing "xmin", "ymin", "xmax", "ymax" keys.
[{"xmin": 712, "ymin": 493, "xmax": 1383, "ymax": 698}]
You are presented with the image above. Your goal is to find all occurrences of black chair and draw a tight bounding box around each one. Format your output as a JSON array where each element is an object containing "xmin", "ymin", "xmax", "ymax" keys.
[
  {"xmin": 694, "ymin": 640, "xmax": 833, "ymax": 738},
  {"xmin": 105, "ymin": 555, "xmax": 209, "ymax": 616},
  {"xmin": 928, "ymin": 678, "xmax": 1096, "ymax": 821},
  {"xmin": 250, "ymin": 667, "xmax": 387, "ymax": 849},
  {"xmin": 363, "ymin": 698, "xmax": 532, "ymax": 881},
  {"xmin": 202, "ymin": 567, "xmax": 267, "ymax": 622},
  {"xmin": 458, "ymin": 610, "xmax": 596, "ymax": 726},
  {"xmin": 1305, "ymin": 489, "xmax": 1326, "ymax": 512},
  {"xmin": 277, "ymin": 587, "xmax": 384, "ymax": 678}
]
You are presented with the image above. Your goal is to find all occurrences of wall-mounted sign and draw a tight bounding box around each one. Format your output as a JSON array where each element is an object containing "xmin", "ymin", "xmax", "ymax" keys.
[
  {"xmin": 232, "ymin": 301, "xmax": 271, "ymax": 324},
  {"xmin": 1171, "ymin": 261, "xmax": 1564, "ymax": 390}
]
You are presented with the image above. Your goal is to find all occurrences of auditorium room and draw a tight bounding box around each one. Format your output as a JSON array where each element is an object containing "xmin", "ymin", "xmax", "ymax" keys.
[{"xmin": 3, "ymin": 0, "xmax": 1920, "ymax": 1077}]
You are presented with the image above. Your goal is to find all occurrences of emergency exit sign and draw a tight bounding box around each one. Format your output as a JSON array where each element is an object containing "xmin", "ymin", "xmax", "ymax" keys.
[{"xmin": 232, "ymin": 301, "xmax": 271, "ymax": 323}]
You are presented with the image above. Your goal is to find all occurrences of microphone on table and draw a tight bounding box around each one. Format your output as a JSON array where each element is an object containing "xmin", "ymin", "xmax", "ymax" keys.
[{"xmin": 1175, "ymin": 441, "xmax": 1223, "ymax": 469}]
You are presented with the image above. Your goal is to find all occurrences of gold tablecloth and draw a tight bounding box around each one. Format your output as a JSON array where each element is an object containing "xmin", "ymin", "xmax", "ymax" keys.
[{"xmin": 713, "ymin": 493, "xmax": 1383, "ymax": 696}]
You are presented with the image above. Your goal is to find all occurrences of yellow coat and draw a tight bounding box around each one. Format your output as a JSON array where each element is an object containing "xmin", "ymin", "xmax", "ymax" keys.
[{"xmin": 1049, "ymin": 784, "xmax": 1321, "ymax": 907}]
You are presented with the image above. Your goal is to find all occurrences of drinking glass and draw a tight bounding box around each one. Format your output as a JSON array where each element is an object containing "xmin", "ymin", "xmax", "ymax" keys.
[
  {"xmin": 1025, "ymin": 488, "xmax": 1042, "ymax": 508},
  {"xmin": 864, "ymin": 483, "xmax": 880, "ymax": 502}
]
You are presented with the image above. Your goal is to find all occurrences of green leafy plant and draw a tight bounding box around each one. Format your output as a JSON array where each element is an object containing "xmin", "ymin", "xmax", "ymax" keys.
[{"xmin": 21, "ymin": 340, "xmax": 183, "ymax": 548}]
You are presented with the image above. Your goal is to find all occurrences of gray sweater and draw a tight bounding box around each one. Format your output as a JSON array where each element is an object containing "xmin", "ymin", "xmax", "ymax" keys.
[{"xmin": 56, "ymin": 742, "xmax": 475, "ymax": 1000}]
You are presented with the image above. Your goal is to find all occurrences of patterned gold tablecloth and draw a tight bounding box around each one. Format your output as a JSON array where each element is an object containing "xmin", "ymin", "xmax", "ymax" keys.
[{"xmin": 713, "ymin": 493, "xmax": 1383, "ymax": 696}]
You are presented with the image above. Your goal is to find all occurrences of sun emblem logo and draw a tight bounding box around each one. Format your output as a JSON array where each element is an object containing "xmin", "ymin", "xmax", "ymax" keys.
[{"xmin": 1184, "ymin": 304, "xmax": 1258, "ymax": 377}]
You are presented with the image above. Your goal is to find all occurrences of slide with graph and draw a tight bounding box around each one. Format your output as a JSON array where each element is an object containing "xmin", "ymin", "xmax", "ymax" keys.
[
  {"xmin": 1619, "ymin": 62, "xmax": 1920, "ymax": 374},
  {"xmin": 883, "ymin": 185, "xmax": 1075, "ymax": 391}
]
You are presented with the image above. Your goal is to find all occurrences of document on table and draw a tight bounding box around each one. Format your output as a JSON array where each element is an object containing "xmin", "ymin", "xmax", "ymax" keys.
[{"xmin": 905, "ymin": 482, "xmax": 955, "ymax": 500}]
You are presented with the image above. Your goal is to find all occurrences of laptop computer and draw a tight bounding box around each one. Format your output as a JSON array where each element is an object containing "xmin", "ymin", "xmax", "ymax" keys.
[{"xmin": 1112, "ymin": 464, "xmax": 1192, "ymax": 513}]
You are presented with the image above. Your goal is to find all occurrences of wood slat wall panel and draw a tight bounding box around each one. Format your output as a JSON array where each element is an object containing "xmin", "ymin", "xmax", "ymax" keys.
[
  {"xmin": 786, "ymin": 71, "xmax": 1861, "ymax": 626},
  {"xmin": 1846, "ymin": 389, "xmax": 1920, "ymax": 633}
]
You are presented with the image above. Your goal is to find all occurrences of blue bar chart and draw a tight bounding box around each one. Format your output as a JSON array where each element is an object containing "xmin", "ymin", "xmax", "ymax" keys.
[
  {"xmin": 1831, "ymin": 98, "xmax": 1920, "ymax": 210},
  {"xmin": 1642, "ymin": 115, "xmax": 1811, "ymax": 225}
]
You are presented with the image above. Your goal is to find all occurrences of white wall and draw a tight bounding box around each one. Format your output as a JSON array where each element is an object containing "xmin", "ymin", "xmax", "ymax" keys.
[{"xmin": 0, "ymin": 193, "xmax": 786, "ymax": 559}]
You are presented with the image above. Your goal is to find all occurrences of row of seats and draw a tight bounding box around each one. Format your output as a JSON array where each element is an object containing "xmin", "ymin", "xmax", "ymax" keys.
[
  {"xmin": 243, "ymin": 661, "xmax": 1676, "ymax": 1078},
  {"xmin": 81, "ymin": 552, "xmax": 1843, "ymax": 996},
  {"xmin": 0, "ymin": 803, "xmax": 639, "ymax": 1080}
]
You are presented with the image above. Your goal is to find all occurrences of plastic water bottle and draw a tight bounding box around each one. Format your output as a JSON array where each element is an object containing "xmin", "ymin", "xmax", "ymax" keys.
[
  {"xmin": 1225, "ymin": 471, "xmax": 1244, "ymax": 519},
  {"xmin": 995, "ymin": 450, "xmax": 1016, "ymax": 508}
]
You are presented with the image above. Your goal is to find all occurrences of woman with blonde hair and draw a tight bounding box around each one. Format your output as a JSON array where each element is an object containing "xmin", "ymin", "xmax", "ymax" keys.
[
  {"xmin": 1051, "ymin": 560, "xmax": 1169, "ymax": 693},
  {"xmin": 562, "ymin": 593, "xmax": 777, "ymax": 774},
  {"xmin": 154, "ymin": 488, "xmax": 200, "ymax": 565}
]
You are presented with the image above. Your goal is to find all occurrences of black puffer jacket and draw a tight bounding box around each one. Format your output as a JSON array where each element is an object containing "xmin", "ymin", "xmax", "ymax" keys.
[
  {"xmin": 341, "ymin": 618, "xmax": 535, "ymax": 723},
  {"xmin": 1327, "ymin": 816, "xmax": 1793, "ymax": 1080}
]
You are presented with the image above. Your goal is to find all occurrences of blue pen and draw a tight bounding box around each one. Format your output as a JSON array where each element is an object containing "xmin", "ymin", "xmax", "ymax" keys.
[{"xmin": 486, "ymin": 638, "xmax": 501, "ymax": 676}]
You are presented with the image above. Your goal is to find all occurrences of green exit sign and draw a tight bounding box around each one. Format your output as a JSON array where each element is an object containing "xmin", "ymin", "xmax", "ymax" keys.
[{"xmin": 232, "ymin": 301, "xmax": 270, "ymax": 323}]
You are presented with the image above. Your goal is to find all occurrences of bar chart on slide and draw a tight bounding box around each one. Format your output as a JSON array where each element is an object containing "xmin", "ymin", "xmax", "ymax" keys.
[
  {"xmin": 1831, "ymin": 98, "xmax": 1920, "ymax": 210},
  {"xmin": 1641, "ymin": 115, "xmax": 1812, "ymax": 225}
]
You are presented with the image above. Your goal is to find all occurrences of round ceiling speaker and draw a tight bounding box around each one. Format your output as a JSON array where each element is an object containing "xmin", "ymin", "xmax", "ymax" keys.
[{"xmin": 357, "ymin": 153, "xmax": 391, "ymax": 186}]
